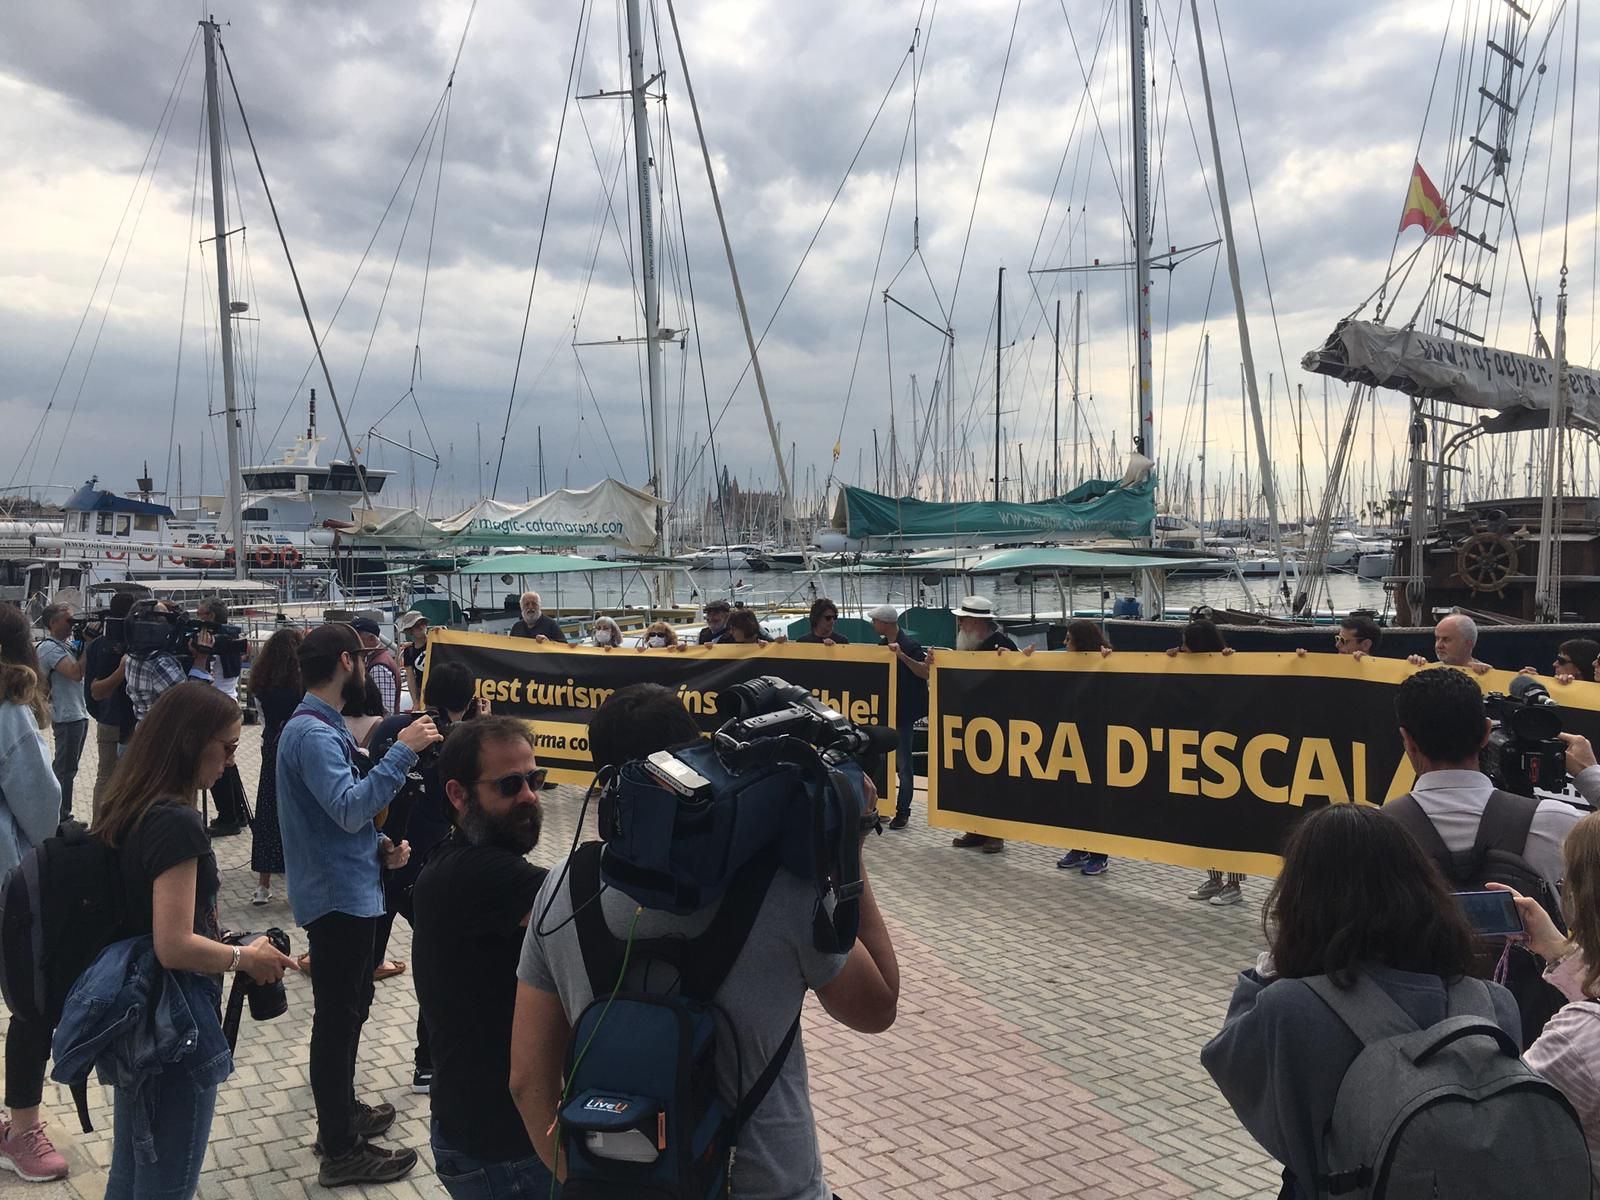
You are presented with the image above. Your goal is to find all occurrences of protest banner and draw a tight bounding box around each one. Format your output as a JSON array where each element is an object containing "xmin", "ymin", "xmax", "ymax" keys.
[
  {"xmin": 425, "ymin": 630, "xmax": 898, "ymax": 800},
  {"xmin": 929, "ymin": 651, "xmax": 1600, "ymax": 876}
]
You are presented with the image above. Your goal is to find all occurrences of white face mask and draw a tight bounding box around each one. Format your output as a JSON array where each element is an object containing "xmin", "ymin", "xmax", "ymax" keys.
[
  {"xmin": 646, "ymin": 635, "xmax": 667, "ymax": 648},
  {"xmin": 593, "ymin": 630, "xmax": 614, "ymax": 646}
]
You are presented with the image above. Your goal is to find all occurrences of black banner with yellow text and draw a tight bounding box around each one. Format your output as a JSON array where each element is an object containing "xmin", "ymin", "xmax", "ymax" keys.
[{"xmin": 930, "ymin": 653, "xmax": 1600, "ymax": 876}]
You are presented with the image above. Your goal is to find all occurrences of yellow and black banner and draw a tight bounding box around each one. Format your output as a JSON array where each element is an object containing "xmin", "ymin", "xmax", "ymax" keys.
[
  {"xmin": 425, "ymin": 629, "xmax": 897, "ymax": 793},
  {"xmin": 930, "ymin": 652, "xmax": 1600, "ymax": 876}
]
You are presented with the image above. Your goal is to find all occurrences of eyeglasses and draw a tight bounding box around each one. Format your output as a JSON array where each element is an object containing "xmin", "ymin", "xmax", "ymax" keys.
[
  {"xmin": 475, "ymin": 768, "xmax": 548, "ymax": 798},
  {"xmin": 217, "ymin": 738, "xmax": 240, "ymax": 757}
]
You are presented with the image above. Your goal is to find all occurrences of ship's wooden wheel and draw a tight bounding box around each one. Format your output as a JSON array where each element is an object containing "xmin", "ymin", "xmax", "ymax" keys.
[{"xmin": 1455, "ymin": 532, "xmax": 1518, "ymax": 593}]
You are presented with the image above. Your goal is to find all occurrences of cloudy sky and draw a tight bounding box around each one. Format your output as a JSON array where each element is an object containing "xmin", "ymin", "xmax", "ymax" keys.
[{"xmin": 3, "ymin": 0, "xmax": 1596, "ymax": 528}]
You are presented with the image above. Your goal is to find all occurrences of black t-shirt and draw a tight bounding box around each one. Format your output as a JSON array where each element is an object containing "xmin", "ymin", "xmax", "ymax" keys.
[
  {"xmin": 978, "ymin": 628, "xmax": 1018, "ymax": 652},
  {"xmin": 508, "ymin": 615, "xmax": 567, "ymax": 642},
  {"xmin": 119, "ymin": 802, "xmax": 220, "ymax": 941},
  {"xmin": 369, "ymin": 713, "xmax": 451, "ymax": 859},
  {"xmin": 697, "ymin": 624, "xmax": 731, "ymax": 644},
  {"xmin": 401, "ymin": 642, "xmax": 426, "ymax": 679},
  {"xmin": 84, "ymin": 635, "xmax": 134, "ymax": 732},
  {"xmin": 796, "ymin": 631, "xmax": 850, "ymax": 644},
  {"xmin": 885, "ymin": 632, "xmax": 929, "ymax": 722},
  {"xmin": 413, "ymin": 834, "xmax": 548, "ymax": 1161}
]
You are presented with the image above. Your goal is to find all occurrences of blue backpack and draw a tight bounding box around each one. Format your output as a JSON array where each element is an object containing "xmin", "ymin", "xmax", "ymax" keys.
[{"xmin": 556, "ymin": 841, "xmax": 800, "ymax": 1199}]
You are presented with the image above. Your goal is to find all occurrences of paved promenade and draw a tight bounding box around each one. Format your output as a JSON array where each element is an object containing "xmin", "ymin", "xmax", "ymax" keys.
[{"xmin": 7, "ymin": 726, "xmax": 1277, "ymax": 1199}]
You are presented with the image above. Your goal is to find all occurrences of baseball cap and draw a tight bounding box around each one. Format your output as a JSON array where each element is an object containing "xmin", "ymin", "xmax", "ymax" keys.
[
  {"xmin": 705, "ymin": 598, "xmax": 731, "ymax": 613},
  {"xmin": 350, "ymin": 616, "xmax": 381, "ymax": 637}
]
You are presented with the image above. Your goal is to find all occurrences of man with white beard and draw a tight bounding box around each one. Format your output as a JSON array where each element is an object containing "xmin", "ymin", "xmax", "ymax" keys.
[{"xmin": 938, "ymin": 596, "xmax": 1017, "ymax": 854}]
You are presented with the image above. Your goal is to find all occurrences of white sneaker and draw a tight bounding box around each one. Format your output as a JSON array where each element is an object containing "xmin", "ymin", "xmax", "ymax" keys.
[
  {"xmin": 251, "ymin": 885, "xmax": 271, "ymax": 907},
  {"xmin": 1210, "ymin": 882, "xmax": 1243, "ymax": 906},
  {"xmin": 1187, "ymin": 876, "xmax": 1224, "ymax": 901}
]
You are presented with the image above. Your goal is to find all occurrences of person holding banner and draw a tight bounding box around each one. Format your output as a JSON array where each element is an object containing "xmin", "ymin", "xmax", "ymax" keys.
[
  {"xmin": 698, "ymin": 599, "xmax": 734, "ymax": 645},
  {"xmin": 869, "ymin": 605, "xmax": 928, "ymax": 831},
  {"xmin": 637, "ymin": 621, "xmax": 683, "ymax": 651},
  {"xmin": 1519, "ymin": 638, "xmax": 1600, "ymax": 685},
  {"xmin": 797, "ymin": 598, "xmax": 850, "ymax": 645},
  {"xmin": 1405, "ymin": 612, "xmax": 1491, "ymax": 674},
  {"xmin": 726, "ymin": 610, "xmax": 775, "ymax": 645},
  {"xmin": 1057, "ymin": 621, "xmax": 1114, "ymax": 876},
  {"xmin": 945, "ymin": 596, "xmax": 1017, "ymax": 854},
  {"xmin": 509, "ymin": 593, "xmax": 567, "ymax": 643},
  {"xmin": 1168, "ymin": 620, "xmax": 1246, "ymax": 906},
  {"xmin": 589, "ymin": 616, "xmax": 624, "ymax": 648}
]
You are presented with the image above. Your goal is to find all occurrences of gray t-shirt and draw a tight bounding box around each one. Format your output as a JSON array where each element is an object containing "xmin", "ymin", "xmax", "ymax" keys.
[
  {"xmin": 36, "ymin": 639, "xmax": 87, "ymax": 725},
  {"xmin": 518, "ymin": 858, "xmax": 848, "ymax": 1200}
]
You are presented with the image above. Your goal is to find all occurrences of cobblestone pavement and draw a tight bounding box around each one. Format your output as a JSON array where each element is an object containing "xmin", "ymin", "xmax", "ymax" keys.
[{"xmin": 5, "ymin": 725, "xmax": 1278, "ymax": 1199}]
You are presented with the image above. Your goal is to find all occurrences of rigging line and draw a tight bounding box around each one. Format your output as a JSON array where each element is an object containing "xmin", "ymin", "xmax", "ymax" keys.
[
  {"xmin": 1377, "ymin": 0, "xmax": 1459, "ymax": 312},
  {"xmin": 492, "ymin": 0, "xmax": 588, "ymax": 498},
  {"xmin": 572, "ymin": 351, "xmax": 630, "ymax": 481},
  {"xmin": 9, "ymin": 28, "xmax": 201, "ymax": 493},
  {"xmin": 697, "ymin": 43, "xmax": 916, "ymax": 456},
  {"xmin": 165, "ymin": 101, "xmax": 209, "ymax": 497},
  {"xmin": 217, "ymin": 40, "xmax": 374, "ymax": 513},
  {"xmin": 409, "ymin": 77, "xmax": 455, "ymax": 394},
  {"xmin": 259, "ymin": 87, "xmax": 450, "ymax": 456},
  {"xmin": 572, "ymin": 64, "xmax": 645, "ymax": 317},
  {"xmin": 1026, "ymin": 4, "xmax": 1113, "ymax": 274},
  {"xmin": 46, "ymin": 43, "xmax": 199, "ymax": 484},
  {"xmin": 945, "ymin": 0, "xmax": 1023, "ymax": 319},
  {"xmin": 1054, "ymin": 0, "xmax": 1133, "ymax": 247}
]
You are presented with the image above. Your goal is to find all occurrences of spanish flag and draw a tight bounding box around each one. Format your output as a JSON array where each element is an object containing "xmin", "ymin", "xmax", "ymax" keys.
[{"xmin": 1399, "ymin": 162, "xmax": 1456, "ymax": 239}]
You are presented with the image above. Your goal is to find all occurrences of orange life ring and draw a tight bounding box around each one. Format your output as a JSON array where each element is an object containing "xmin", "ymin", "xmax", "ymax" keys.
[
  {"xmin": 254, "ymin": 546, "xmax": 276, "ymax": 568},
  {"xmin": 168, "ymin": 553, "xmax": 186, "ymax": 566},
  {"xmin": 106, "ymin": 549, "xmax": 125, "ymax": 560},
  {"xmin": 280, "ymin": 546, "xmax": 302, "ymax": 568},
  {"xmin": 137, "ymin": 550, "xmax": 156, "ymax": 562}
]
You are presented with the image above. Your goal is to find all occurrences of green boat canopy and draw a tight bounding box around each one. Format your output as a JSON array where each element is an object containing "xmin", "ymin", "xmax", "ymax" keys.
[
  {"xmin": 831, "ymin": 474, "xmax": 1156, "ymax": 546},
  {"xmin": 454, "ymin": 553, "xmax": 638, "ymax": 575}
]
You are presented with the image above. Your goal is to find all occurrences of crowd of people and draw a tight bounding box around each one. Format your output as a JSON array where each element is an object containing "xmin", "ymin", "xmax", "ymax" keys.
[{"xmin": 5, "ymin": 589, "xmax": 1600, "ymax": 1197}]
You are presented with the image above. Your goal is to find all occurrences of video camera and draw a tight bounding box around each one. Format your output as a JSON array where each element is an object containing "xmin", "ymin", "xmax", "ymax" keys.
[
  {"xmin": 68, "ymin": 615, "xmax": 104, "ymax": 643},
  {"xmin": 124, "ymin": 599, "xmax": 248, "ymax": 661},
  {"xmin": 1481, "ymin": 675, "xmax": 1568, "ymax": 797},
  {"xmin": 599, "ymin": 675, "xmax": 896, "ymax": 953}
]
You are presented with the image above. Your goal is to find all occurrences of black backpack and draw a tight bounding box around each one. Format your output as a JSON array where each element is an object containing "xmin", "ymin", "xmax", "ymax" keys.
[
  {"xmin": 555, "ymin": 841, "xmax": 800, "ymax": 1199},
  {"xmin": 1384, "ymin": 789, "xmax": 1568, "ymax": 1047},
  {"xmin": 0, "ymin": 821, "xmax": 125, "ymax": 1129}
]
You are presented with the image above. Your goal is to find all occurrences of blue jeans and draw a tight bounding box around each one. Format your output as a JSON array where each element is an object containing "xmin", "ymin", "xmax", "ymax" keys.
[
  {"xmin": 895, "ymin": 724, "xmax": 916, "ymax": 817},
  {"xmin": 105, "ymin": 1073, "xmax": 217, "ymax": 1200},
  {"xmin": 52, "ymin": 718, "xmax": 88, "ymax": 821},
  {"xmin": 432, "ymin": 1120, "xmax": 558, "ymax": 1199}
]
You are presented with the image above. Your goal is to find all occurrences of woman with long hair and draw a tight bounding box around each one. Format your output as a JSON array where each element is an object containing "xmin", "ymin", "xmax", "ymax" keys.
[
  {"xmin": 1056, "ymin": 621, "xmax": 1113, "ymax": 876},
  {"xmin": 1521, "ymin": 638, "xmax": 1600, "ymax": 685},
  {"xmin": 0, "ymin": 605, "xmax": 66, "ymax": 1181},
  {"xmin": 92, "ymin": 682, "xmax": 296, "ymax": 1198},
  {"xmin": 588, "ymin": 616, "xmax": 624, "ymax": 649},
  {"xmin": 1495, "ymin": 813, "xmax": 1600, "ymax": 1188},
  {"xmin": 1202, "ymin": 803, "xmax": 1520, "ymax": 1199},
  {"xmin": 248, "ymin": 627, "xmax": 303, "ymax": 906},
  {"xmin": 636, "ymin": 620, "xmax": 681, "ymax": 650},
  {"xmin": 1168, "ymin": 619, "xmax": 1242, "ymax": 904}
]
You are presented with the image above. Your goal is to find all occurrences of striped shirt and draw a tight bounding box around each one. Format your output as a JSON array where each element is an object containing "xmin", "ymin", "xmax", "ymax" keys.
[{"xmin": 1525, "ymin": 952, "xmax": 1600, "ymax": 1193}]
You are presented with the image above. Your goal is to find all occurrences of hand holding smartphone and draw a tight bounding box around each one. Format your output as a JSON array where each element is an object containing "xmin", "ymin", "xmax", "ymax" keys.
[{"xmin": 1454, "ymin": 890, "xmax": 1525, "ymax": 938}]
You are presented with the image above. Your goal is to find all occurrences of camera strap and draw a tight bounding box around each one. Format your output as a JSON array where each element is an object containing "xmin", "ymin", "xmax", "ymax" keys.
[
  {"xmin": 221, "ymin": 974, "xmax": 248, "ymax": 1054},
  {"xmin": 810, "ymin": 766, "xmax": 864, "ymax": 956}
]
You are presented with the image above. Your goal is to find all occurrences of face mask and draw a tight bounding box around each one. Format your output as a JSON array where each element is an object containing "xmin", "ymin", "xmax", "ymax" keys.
[
  {"xmin": 593, "ymin": 630, "xmax": 613, "ymax": 646},
  {"xmin": 646, "ymin": 635, "xmax": 667, "ymax": 648}
]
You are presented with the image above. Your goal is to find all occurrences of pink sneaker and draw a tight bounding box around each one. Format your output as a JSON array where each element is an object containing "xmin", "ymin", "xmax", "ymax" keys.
[{"xmin": 0, "ymin": 1121, "xmax": 69, "ymax": 1182}]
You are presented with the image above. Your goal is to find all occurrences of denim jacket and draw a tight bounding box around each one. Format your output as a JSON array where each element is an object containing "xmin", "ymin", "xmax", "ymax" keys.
[{"xmin": 51, "ymin": 937, "xmax": 231, "ymax": 1164}]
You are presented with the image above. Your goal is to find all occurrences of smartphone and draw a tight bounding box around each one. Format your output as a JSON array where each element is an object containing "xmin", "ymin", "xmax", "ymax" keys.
[{"xmin": 1454, "ymin": 890, "xmax": 1524, "ymax": 938}]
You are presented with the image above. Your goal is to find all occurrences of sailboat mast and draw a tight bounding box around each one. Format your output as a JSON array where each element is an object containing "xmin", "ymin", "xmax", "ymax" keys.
[
  {"xmin": 202, "ymin": 17, "xmax": 246, "ymax": 581},
  {"xmin": 1053, "ymin": 299, "xmax": 1061, "ymax": 495},
  {"xmin": 1129, "ymin": 0, "xmax": 1154, "ymax": 460},
  {"xmin": 1072, "ymin": 291, "xmax": 1081, "ymax": 489},
  {"xmin": 1192, "ymin": 0, "xmax": 1281, "ymax": 568},
  {"xmin": 994, "ymin": 267, "xmax": 1004, "ymax": 502},
  {"xmin": 625, "ymin": 0, "xmax": 667, "ymax": 558},
  {"xmin": 1200, "ymin": 333, "xmax": 1209, "ymax": 543}
]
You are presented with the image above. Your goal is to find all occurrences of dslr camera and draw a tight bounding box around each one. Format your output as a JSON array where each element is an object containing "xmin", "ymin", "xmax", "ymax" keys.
[
  {"xmin": 599, "ymin": 675, "xmax": 895, "ymax": 953},
  {"xmin": 219, "ymin": 927, "xmax": 292, "ymax": 1051},
  {"xmin": 1481, "ymin": 676, "xmax": 1568, "ymax": 797},
  {"xmin": 124, "ymin": 599, "xmax": 248, "ymax": 660}
]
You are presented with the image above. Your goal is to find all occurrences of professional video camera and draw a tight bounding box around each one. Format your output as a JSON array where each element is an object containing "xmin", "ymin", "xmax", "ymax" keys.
[
  {"xmin": 124, "ymin": 599, "xmax": 248, "ymax": 660},
  {"xmin": 68, "ymin": 614, "xmax": 104, "ymax": 642},
  {"xmin": 1482, "ymin": 675, "xmax": 1568, "ymax": 797},
  {"xmin": 599, "ymin": 675, "xmax": 896, "ymax": 953}
]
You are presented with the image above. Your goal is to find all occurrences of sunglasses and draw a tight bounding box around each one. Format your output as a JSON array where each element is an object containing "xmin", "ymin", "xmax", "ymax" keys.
[
  {"xmin": 1556, "ymin": 655, "xmax": 1574, "ymax": 666},
  {"xmin": 475, "ymin": 768, "xmax": 548, "ymax": 798}
]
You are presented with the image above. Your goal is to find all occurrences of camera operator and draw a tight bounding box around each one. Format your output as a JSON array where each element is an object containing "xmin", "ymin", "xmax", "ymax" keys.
[
  {"xmin": 275, "ymin": 623, "xmax": 441, "ymax": 1186},
  {"xmin": 1385, "ymin": 667, "xmax": 1580, "ymax": 894},
  {"xmin": 36, "ymin": 603, "xmax": 90, "ymax": 821},
  {"xmin": 510, "ymin": 683, "xmax": 900, "ymax": 1196},
  {"xmin": 366, "ymin": 662, "xmax": 484, "ymax": 1092},
  {"xmin": 195, "ymin": 598, "xmax": 250, "ymax": 838},
  {"xmin": 412, "ymin": 716, "xmax": 551, "ymax": 1199},
  {"xmin": 124, "ymin": 602, "xmax": 212, "ymax": 725},
  {"xmin": 84, "ymin": 592, "xmax": 137, "ymax": 818}
]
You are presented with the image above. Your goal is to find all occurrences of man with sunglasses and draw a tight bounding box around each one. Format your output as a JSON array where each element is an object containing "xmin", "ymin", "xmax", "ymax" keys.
[{"xmin": 413, "ymin": 718, "xmax": 552, "ymax": 1200}]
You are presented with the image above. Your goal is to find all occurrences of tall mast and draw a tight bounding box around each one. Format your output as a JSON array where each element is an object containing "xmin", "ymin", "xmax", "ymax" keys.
[
  {"xmin": 625, "ymin": 0, "xmax": 667, "ymax": 558},
  {"xmin": 1053, "ymin": 298, "xmax": 1061, "ymax": 495},
  {"xmin": 202, "ymin": 17, "xmax": 246, "ymax": 580},
  {"xmin": 1192, "ymin": 0, "xmax": 1280, "ymax": 570},
  {"xmin": 1200, "ymin": 333, "xmax": 1209, "ymax": 543},
  {"xmin": 994, "ymin": 267, "xmax": 1004, "ymax": 502},
  {"xmin": 1129, "ymin": 0, "xmax": 1154, "ymax": 460},
  {"xmin": 1072, "ymin": 290, "xmax": 1082, "ymax": 489}
]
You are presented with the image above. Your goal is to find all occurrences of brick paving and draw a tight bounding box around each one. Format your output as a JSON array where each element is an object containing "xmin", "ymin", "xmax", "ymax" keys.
[{"xmin": 4, "ymin": 725, "xmax": 1279, "ymax": 1198}]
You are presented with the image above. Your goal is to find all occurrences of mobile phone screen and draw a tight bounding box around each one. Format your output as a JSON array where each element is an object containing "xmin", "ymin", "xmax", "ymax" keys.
[{"xmin": 1454, "ymin": 890, "xmax": 1524, "ymax": 937}]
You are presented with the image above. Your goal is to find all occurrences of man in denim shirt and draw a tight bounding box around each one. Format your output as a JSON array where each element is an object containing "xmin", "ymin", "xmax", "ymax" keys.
[{"xmin": 277, "ymin": 623, "xmax": 441, "ymax": 1186}]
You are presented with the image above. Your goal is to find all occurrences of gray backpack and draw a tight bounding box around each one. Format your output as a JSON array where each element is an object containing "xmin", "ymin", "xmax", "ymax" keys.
[{"xmin": 1306, "ymin": 974, "xmax": 1591, "ymax": 1198}]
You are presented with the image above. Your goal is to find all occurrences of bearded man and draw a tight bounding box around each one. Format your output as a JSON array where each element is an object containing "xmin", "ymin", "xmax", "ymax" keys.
[{"xmin": 412, "ymin": 717, "xmax": 554, "ymax": 1200}]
